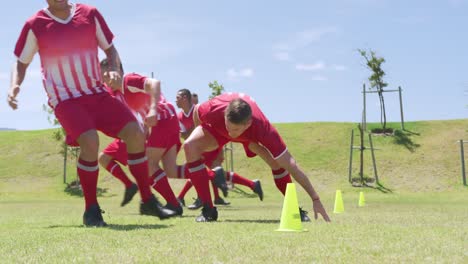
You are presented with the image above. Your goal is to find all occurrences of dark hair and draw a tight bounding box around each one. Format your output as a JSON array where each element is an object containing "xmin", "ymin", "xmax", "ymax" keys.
[
  {"xmin": 177, "ymin": 88, "xmax": 192, "ymax": 101},
  {"xmin": 225, "ymin": 98, "xmax": 252, "ymax": 124},
  {"xmin": 100, "ymin": 58, "xmax": 124, "ymax": 73},
  {"xmin": 192, "ymin": 93, "xmax": 198, "ymax": 98}
]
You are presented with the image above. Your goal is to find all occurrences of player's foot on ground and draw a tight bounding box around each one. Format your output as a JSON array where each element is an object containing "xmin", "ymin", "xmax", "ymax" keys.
[
  {"xmin": 187, "ymin": 197, "xmax": 203, "ymax": 210},
  {"xmin": 83, "ymin": 204, "xmax": 107, "ymax": 227},
  {"xmin": 121, "ymin": 183, "xmax": 138, "ymax": 207},
  {"xmin": 164, "ymin": 203, "xmax": 183, "ymax": 217},
  {"xmin": 252, "ymin": 179, "xmax": 263, "ymax": 201},
  {"xmin": 212, "ymin": 166, "xmax": 229, "ymax": 197},
  {"xmin": 299, "ymin": 207, "xmax": 311, "ymax": 222},
  {"xmin": 195, "ymin": 205, "xmax": 218, "ymax": 222},
  {"xmin": 140, "ymin": 195, "xmax": 177, "ymax": 220},
  {"xmin": 177, "ymin": 197, "xmax": 185, "ymax": 207},
  {"xmin": 213, "ymin": 197, "xmax": 230, "ymax": 205}
]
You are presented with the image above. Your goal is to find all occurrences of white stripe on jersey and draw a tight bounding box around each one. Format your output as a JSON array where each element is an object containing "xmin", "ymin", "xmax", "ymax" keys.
[
  {"xmin": 60, "ymin": 56, "xmax": 82, "ymax": 98},
  {"xmin": 72, "ymin": 54, "xmax": 93, "ymax": 95},
  {"xmin": 44, "ymin": 70, "xmax": 60, "ymax": 106},
  {"xmin": 95, "ymin": 17, "xmax": 112, "ymax": 50},
  {"xmin": 84, "ymin": 53, "xmax": 97, "ymax": 87},
  {"xmin": 48, "ymin": 62, "xmax": 71, "ymax": 101},
  {"xmin": 17, "ymin": 29, "xmax": 38, "ymax": 64}
]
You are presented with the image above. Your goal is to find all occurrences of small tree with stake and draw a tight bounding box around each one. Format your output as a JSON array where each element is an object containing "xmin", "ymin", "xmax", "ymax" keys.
[{"xmin": 358, "ymin": 49, "xmax": 390, "ymax": 133}]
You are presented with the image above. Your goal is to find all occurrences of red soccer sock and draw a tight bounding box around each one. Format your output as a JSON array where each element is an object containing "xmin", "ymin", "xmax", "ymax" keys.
[
  {"xmin": 187, "ymin": 159, "xmax": 213, "ymax": 207},
  {"xmin": 176, "ymin": 164, "xmax": 187, "ymax": 179},
  {"xmin": 178, "ymin": 180, "xmax": 193, "ymax": 199},
  {"xmin": 150, "ymin": 169, "xmax": 179, "ymax": 207},
  {"xmin": 211, "ymin": 180, "xmax": 221, "ymax": 199},
  {"xmin": 227, "ymin": 171, "xmax": 255, "ymax": 189},
  {"xmin": 272, "ymin": 168, "xmax": 292, "ymax": 195},
  {"xmin": 128, "ymin": 152, "xmax": 152, "ymax": 202},
  {"xmin": 77, "ymin": 159, "xmax": 99, "ymax": 210},
  {"xmin": 105, "ymin": 160, "xmax": 133, "ymax": 188}
]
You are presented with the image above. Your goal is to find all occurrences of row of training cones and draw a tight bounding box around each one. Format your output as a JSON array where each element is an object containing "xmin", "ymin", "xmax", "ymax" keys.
[
  {"xmin": 333, "ymin": 190, "xmax": 366, "ymax": 213},
  {"xmin": 276, "ymin": 184, "xmax": 367, "ymax": 232}
]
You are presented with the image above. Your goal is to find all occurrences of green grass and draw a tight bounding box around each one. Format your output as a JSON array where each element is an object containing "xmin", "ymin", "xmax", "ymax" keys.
[{"xmin": 1, "ymin": 120, "xmax": 468, "ymax": 263}]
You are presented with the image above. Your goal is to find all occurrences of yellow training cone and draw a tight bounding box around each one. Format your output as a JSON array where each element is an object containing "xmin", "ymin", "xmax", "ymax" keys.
[
  {"xmin": 333, "ymin": 190, "xmax": 344, "ymax": 213},
  {"xmin": 276, "ymin": 183, "xmax": 307, "ymax": 232},
  {"xmin": 358, "ymin": 191, "xmax": 366, "ymax": 207}
]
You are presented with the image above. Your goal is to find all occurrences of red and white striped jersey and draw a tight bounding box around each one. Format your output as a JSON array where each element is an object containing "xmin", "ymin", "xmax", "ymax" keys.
[
  {"xmin": 177, "ymin": 104, "xmax": 195, "ymax": 133},
  {"xmin": 122, "ymin": 73, "xmax": 176, "ymax": 120},
  {"xmin": 14, "ymin": 3, "xmax": 113, "ymax": 108}
]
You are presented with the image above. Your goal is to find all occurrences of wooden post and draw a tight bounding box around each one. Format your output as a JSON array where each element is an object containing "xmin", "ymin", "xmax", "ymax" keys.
[
  {"xmin": 359, "ymin": 124, "xmax": 364, "ymax": 183},
  {"xmin": 362, "ymin": 84, "xmax": 367, "ymax": 131},
  {"xmin": 398, "ymin": 86, "xmax": 405, "ymax": 130},
  {"xmin": 348, "ymin": 129, "xmax": 354, "ymax": 183},
  {"xmin": 368, "ymin": 133, "xmax": 379, "ymax": 184},
  {"xmin": 460, "ymin": 140, "xmax": 467, "ymax": 186}
]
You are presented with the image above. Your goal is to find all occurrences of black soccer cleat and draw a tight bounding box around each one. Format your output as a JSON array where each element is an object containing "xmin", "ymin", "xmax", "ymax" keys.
[
  {"xmin": 177, "ymin": 197, "xmax": 186, "ymax": 207},
  {"xmin": 121, "ymin": 183, "xmax": 138, "ymax": 207},
  {"xmin": 213, "ymin": 197, "xmax": 230, "ymax": 205},
  {"xmin": 164, "ymin": 203, "xmax": 183, "ymax": 217},
  {"xmin": 299, "ymin": 207, "xmax": 311, "ymax": 222},
  {"xmin": 187, "ymin": 197, "xmax": 203, "ymax": 210},
  {"xmin": 252, "ymin": 179, "xmax": 263, "ymax": 201},
  {"xmin": 83, "ymin": 204, "xmax": 108, "ymax": 227},
  {"xmin": 212, "ymin": 166, "xmax": 229, "ymax": 197},
  {"xmin": 195, "ymin": 205, "xmax": 218, "ymax": 222},
  {"xmin": 140, "ymin": 195, "xmax": 177, "ymax": 220}
]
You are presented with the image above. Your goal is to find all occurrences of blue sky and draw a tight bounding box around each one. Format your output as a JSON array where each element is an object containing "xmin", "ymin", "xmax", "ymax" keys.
[{"xmin": 1, "ymin": 0, "xmax": 467, "ymax": 130}]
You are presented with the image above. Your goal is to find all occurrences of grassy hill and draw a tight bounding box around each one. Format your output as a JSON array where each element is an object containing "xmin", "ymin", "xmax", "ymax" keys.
[
  {"xmin": 1, "ymin": 120, "xmax": 467, "ymax": 200},
  {"xmin": 0, "ymin": 120, "xmax": 467, "ymax": 263}
]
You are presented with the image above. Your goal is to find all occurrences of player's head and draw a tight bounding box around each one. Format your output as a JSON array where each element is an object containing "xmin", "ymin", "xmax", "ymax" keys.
[
  {"xmin": 224, "ymin": 98, "xmax": 252, "ymax": 138},
  {"xmin": 47, "ymin": 0, "xmax": 70, "ymax": 11},
  {"xmin": 176, "ymin": 88, "xmax": 192, "ymax": 108},
  {"xmin": 192, "ymin": 93, "xmax": 199, "ymax": 104},
  {"xmin": 100, "ymin": 58, "xmax": 124, "ymax": 85}
]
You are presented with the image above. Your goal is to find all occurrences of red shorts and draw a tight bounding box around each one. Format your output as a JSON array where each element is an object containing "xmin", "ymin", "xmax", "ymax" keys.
[
  {"xmin": 202, "ymin": 148, "xmax": 223, "ymax": 168},
  {"xmin": 55, "ymin": 93, "xmax": 136, "ymax": 144},
  {"xmin": 147, "ymin": 117, "xmax": 181, "ymax": 153},
  {"xmin": 102, "ymin": 139, "xmax": 128, "ymax": 165},
  {"xmin": 202, "ymin": 124, "xmax": 258, "ymax": 159}
]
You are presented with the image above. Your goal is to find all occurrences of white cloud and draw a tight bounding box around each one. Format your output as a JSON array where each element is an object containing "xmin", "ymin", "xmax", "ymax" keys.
[
  {"xmin": 332, "ymin": 64, "xmax": 347, "ymax": 71},
  {"xmin": 227, "ymin": 68, "xmax": 254, "ymax": 81},
  {"xmin": 311, "ymin": 75, "xmax": 327, "ymax": 81},
  {"xmin": 295, "ymin": 62, "xmax": 325, "ymax": 71},
  {"xmin": 273, "ymin": 52, "xmax": 291, "ymax": 61},
  {"xmin": 274, "ymin": 27, "xmax": 338, "ymax": 52}
]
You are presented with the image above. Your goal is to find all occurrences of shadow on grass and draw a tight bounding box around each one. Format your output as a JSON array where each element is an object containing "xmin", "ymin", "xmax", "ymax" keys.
[
  {"xmin": 223, "ymin": 219, "xmax": 280, "ymax": 224},
  {"xmin": 48, "ymin": 224, "xmax": 170, "ymax": 230},
  {"xmin": 393, "ymin": 129, "xmax": 420, "ymax": 152},
  {"xmin": 364, "ymin": 183, "xmax": 393, "ymax": 194},
  {"xmin": 64, "ymin": 181, "xmax": 114, "ymax": 198},
  {"xmin": 230, "ymin": 187, "xmax": 257, "ymax": 199}
]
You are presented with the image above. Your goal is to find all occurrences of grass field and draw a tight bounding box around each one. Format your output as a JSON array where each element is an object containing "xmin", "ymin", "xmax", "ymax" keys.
[{"xmin": 1, "ymin": 121, "xmax": 467, "ymax": 263}]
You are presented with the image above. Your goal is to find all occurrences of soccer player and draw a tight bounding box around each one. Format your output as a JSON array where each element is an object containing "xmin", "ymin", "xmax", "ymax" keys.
[
  {"xmin": 98, "ymin": 60, "xmax": 183, "ymax": 216},
  {"xmin": 7, "ymin": 1, "xmax": 174, "ymax": 227},
  {"xmin": 176, "ymin": 90, "xmax": 264, "ymax": 215},
  {"xmin": 183, "ymin": 93, "xmax": 331, "ymax": 222}
]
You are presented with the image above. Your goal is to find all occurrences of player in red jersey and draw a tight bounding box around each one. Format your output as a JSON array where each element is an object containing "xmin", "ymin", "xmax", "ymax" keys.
[
  {"xmin": 175, "ymin": 89, "xmax": 263, "ymax": 209},
  {"xmin": 7, "ymin": 1, "xmax": 173, "ymax": 227},
  {"xmin": 98, "ymin": 60, "xmax": 183, "ymax": 216},
  {"xmin": 183, "ymin": 93, "xmax": 331, "ymax": 222}
]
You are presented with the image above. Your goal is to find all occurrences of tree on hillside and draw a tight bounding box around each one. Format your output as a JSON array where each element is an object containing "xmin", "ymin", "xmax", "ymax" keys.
[
  {"xmin": 358, "ymin": 49, "xmax": 389, "ymax": 131},
  {"xmin": 208, "ymin": 80, "xmax": 225, "ymax": 99}
]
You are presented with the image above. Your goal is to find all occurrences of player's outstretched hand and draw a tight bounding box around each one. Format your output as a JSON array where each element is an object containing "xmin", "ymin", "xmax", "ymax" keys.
[
  {"xmin": 145, "ymin": 109, "xmax": 158, "ymax": 127},
  {"xmin": 108, "ymin": 71, "xmax": 122, "ymax": 92},
  {"xmin": 313, "ymin": 199, "xmax": 331, "ymax": 222},
  {"xmin": 7, "ymin": 86, "xmax": 20, "ymax": 110}
]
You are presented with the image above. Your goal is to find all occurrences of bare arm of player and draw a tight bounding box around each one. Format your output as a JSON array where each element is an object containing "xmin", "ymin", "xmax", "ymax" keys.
[
  {"xmin": 103, "ymin": 45, "xmax": 122, "ymax": 92},
  {"xmin": 275, "ymin": 151, "xmax": 331, "ymax": 222},
  {"xmin": 193, "ymin": 105, "xmax": 201, "ymax": 127},
  {"xmin": 144, "ymin": 78, "xmax": 161, "ymax": 127},
  {"xmin": 7, "ymin": 61, "xmax": 29, "ymax": 110}
]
